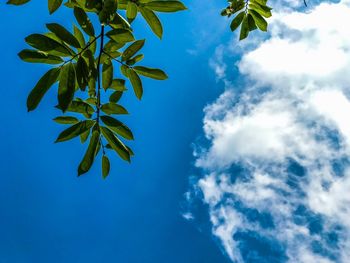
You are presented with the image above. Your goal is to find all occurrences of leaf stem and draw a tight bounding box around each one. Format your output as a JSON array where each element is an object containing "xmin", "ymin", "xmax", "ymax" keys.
[{"xmin": 96, "ymin": 25, "xmax": 105, "ymax": 125}]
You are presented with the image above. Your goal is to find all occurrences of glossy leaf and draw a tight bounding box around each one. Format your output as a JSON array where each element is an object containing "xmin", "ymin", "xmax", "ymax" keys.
[
  {"xmin": 230, "ymin": 11, "xmax": 245, "ymax": 32},
  {"xmin": 139, "ymin": 6, "xmax": 163, "ymax": 39},
  {"xmin": 122, "ymin": 39, "xmax": 145, "ymax": 61},
  {"xmin": 145, "ymin": 1, "xmax": 187, "ymax": 12},
  {"xmin": 74, "ymin": 7, "xmax": 95, "ymax": 36},
  {"xmin": 102, "ymin": 60, "xmax": 113, "ymax": 90},
  {"xmin": 18, "ymin": 49, "xmax": 63, "ymax": 64},
  {"xmin": 7, "ymin": 0, "xmax": 31, "ymax": 5},
  {"xmin": 48, "ymin": 0, "xmax": 63, "ymax": 14},
  {"xmin": 101, "ymin": 103, "xmax": 128, "ymax": 115},
  {"xmin": 46, "ymin": 23, "xmax": 81, "ymax": 48},
  {"xmin": 133, "ymin": 66, "xmax": 168, "ymax": 80},
  {"xmin": 53, "ymin": 116, "xmax": 79, "ymax": 124}
]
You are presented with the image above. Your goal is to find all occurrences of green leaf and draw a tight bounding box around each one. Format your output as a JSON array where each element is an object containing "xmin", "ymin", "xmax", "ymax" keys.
[
  {"xmin": 145, "ymin": 1, "xmax": 187, "ymax": 12},
  {"xmin": 101, "ymin": 126, "xmax": 130, "ymax": 162},
  {"xmin": 249, "ymin": 2, "xmax": 272, "ymax": 18},
  {"xmin": 53, "ymin": 116, "xmax": 79, "ymax": 124},
  {"xmin": 101, "ymin": 103, "xmax": 128, "ymax": 115},
  {"xmin": 78, "ymin": 130, "xmax": 100, "ymax": 176},
  {"xmin": 58, "ymin": 63, "xmax": 76, "ymax": 112},
  {"xmin": 58, "ymin": 100, "xmax": 95, "ymax": 117},
  {"xmin": 247, "ymin": 13, "xmax": 257, "ymax": 31},
  {"xmin": 55, "ymin": 120, "xmax": 95, "ymax": 143},
  {"xmin": 102, "ymin": 60, "xmax": 113, "ymax": 90},
  {"xmin": 239, "ymin": 15, "xmax": 249, "ymax": 40},
  {"xmin": 133, "ymin": 66, "xmax": 168, "ymax": 80},
  {"xmin": 109, "ymin": 91, "xmax": 123, "ymax": 103},
  {"xmin": 249, "ymin": 9, "xmax": 268, "ymax": 31},
  {"xmin": 110, "ymin": 79, "xmax": 127, "ymax": 91},
  {"xmin": 25, "ymin": 34, "xmax": 72, "ymax": 57},
  {"xmin": 126, "ymin": 1, "xmax": 138, "ymax": 22},
  {"xmin": 80, "ymin": 129, "xmax": 90, "ymax": 143},
  {"xmin": 107, "ymin": 29, "xmax": 135, "ymax": 43},
  {"xmin": 101, "ymin": 115, "xmax": 134, "ymax": 140},
  {"xmin": 139, "ymin": 6, "xmax": 163, "ymax": 39},
  {"xmin": 127, "ymin": 69, "xmax": 143, "ymax": 100},
  {"xmin": 18, "ymin": 49, "xmax": 63, "ymax": 64},
  {"xmin": 122, "ymin": 39, "xmax": 145, "ymax": 61},
  {"xmin": 126, "ymin": 54, "xmax": 144, "ymax": 66},
  {"xmin": 48, "ymin": 0, "xmax": 63, "ymax": 14},
  {"xmin": 99, "ymin": 0, "xmax": 118, "ymax": 23},
  {"xmin": 230, "ymin": 11, "xmax": 245, "ymax": 32},
  {"xmin": 102, "ymin": 155, "xmax": 110, "ymax": 178},
  {"xmin": 74, "ymin": 7, "xmax": 95, "ymax": 36},
  {"xmin": 7, "ymin": 0, "xmax": 31, "ymax": 5},
  {"xmin": 73, "ymin": 25, "xmax": 86, "ymax": 48},
  {"xmin": 27, "ymin": 68, "xmax": 60, "ymax": 111},
  {"xmin": 76, "ymin": 56, "xmax": 89, "ymax": 90},
  {"xmin": 46, "ymin": 23, "xmax": 81, "ymax": 48}
]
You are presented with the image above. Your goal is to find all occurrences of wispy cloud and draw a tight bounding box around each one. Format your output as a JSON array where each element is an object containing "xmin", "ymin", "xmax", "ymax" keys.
[{"xmin": 186, "ymin": 1, "xmax": 350, "ymax": 262}]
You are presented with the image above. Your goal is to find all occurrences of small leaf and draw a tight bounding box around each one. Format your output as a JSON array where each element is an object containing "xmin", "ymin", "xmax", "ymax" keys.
[
  {"xmin": 126, "ymin": 1, "xmax": 138, "ymax": 22},
  {"xmin": 48, "ymin": 0, "xmax": 63, "ymax": 14},
  {"xmin": 25, "ymin": 33, "xmax": 72, "ymax": 57},
  {"xmin": 27, "ymin": 68, "xmax": 60, "ymax": 111},
  {"xmin": 73, "ymin": 25, "xmax": 86, "ymax": 48},
  {"xmin": 109, "ymin": 91, "xmax": 123, "ymax": 103},
  {"xmin": 133, "ymin": 66, "xmax": 168, "ymax": 80},
  {"xmin": 78, "ymin": 130, "xmax": 100, "ymax": 176},
  {"xmin": 230, "ymin": 11, "xmax": 245, "ymax": 32},
  {"xmin": 58, "ymin": 63, "xmax": 76, "ymax": 112},
  {"xmin": 122, "ymin": 39, "xmax": 145, "ymax": 61},
  {"xmin": 101, "ymin": 115, "xmax": 134, "ymax": 140},
  {"xmin": 18, "ymin": 49, "xmax": 63, "ymax": 64},
  {"xmin": 110, "ymin": 79, "xmax": 127, "ymax": 91},
  {"xmin": 139, "ymin": 6, "xmax": 163, "ymax": 39},
  {"xmin": 101, "ymin": 103, "xmax": 128, "ymax": 115},
  {"xmin": 101, "ymin": 126, "xmax": 130, "ymax": 162},
  {"xmin": 239, "ymin": 15, "xmax": 250, "ymax": 40},
  {"xmin": 127, "ymin": 69, "xmax": 143, "ymax": 100},
  {"xmin": 102, "ymin": 155, "xmax": 110, "ymax": 179},
  {"xmin": 7, "ymin": 0, "xmax": 31, "ymax": 5},
  {"xmin": 53, "ymin": 116, "xmax": 79, "ymax": 124},
  {"xmin": 145, "ymin": 1, "xmax": 187, "ymax": 12},
  {"xmin": 249, "ymin": 9, "xmax": 268, "ymax": 31},
  {"xmin": 46, "ymin": 23, "xmax": 81, "ymax": 48},
  {"xmin": 55, "ymin": 120, "xmax": 95, "ymax": 143},
  {"xmin": 102, "ymin": 60, "xmax": 113, "ymax": 90},
  {"xmin": 74, "ymin": 7, "xmax": 95, "ymax": 36},
  {"xmin": 107, "ymin": 29, "xmax": 135, "ymax": 43}
]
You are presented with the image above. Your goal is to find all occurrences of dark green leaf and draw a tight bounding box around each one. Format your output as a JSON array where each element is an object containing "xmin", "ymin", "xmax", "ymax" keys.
[
  {"xmin": 74, "ymin": 7, "xmax": 95, "ymax": 36},
  {"xmin": 101, "ymin": 103, "xmax": 128, "ymax": 115},
  {"xmin": 25, "ymin": 33, "xmax": 72, "ymax": 57},
  {"xmin": 18, "ymin": 49, "xmax": 63, "ymax": 64},
  {"xmin": 102, "ymin": 60, "xmax": 113, "ymax": 90},
  {"xmin": 58, "ymin": 63, "xmax": 76, "ymax": 112},
  {"xmin": 101, "ymin": 115, "xmax": 134, "ymax": 140},
  {"xmin": 101, "ymin": 126, "xmax": 130, "ymax": 162},
  {"xmin": 239, "ymin": 15, "xmax": 249, "ymax": 40},
  {"xmin": 230, "ymin": 11, "xmax": 245, "ymax": 32},
  {"xmin": 102, "ymin": 155, "xmax": 110, "ymax": 178},
  {"xmin": 249, "ymin": 9, "xmax": 268, "ymax": 31},
  {"xmin": 78, "ymin": 130, "xmax": 100, "ymax": 175},
  {"xmin": 27, "ymin": 68, "xmax": 60, "ymax": 111},
  {"xmin": 122, "ymin": 39, "xmax": 145, "ymax": 61},
  {"xmin": 109, "ymin": 91, "xmax": 123, "ymax": 103},
  {"xmin": 107, "ymin": 29, "xmax": 135, "ymax": 43},
  {"xmin": 56, "ymin": 120, "xmax": 95, "ymax": 143},
  {"xmin": 53, "ymin": 116, "xmax": 79, "ymax": 124},
  {"xmin": 47, "ymin": 23, "xmax": 81, "ymax": 48},
  {"xmin": 127, "ymin": 69, "xmax": 143, "ymax": 100},
  {"xmin": 7, "ymin": 0, "xmax": 31, "ymax": 5},
  {"xmin": 48, "ymin": 0, "xmax": 63, "ymax": 14}
]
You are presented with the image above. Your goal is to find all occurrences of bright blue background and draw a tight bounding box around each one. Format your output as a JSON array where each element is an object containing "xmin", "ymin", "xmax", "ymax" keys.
[{"xmin": 0, "ymin": 2, "xmax": 231, "ymax": 262}]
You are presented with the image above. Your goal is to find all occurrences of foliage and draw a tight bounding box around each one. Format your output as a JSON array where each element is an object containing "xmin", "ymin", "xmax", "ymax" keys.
[
  {"xmin": 7, "ymin": 0, "xmax": 186, "ymax": 178},
  {"xmin": 221, "ymin": 0, "xmax": 272, "ymax": 40}
]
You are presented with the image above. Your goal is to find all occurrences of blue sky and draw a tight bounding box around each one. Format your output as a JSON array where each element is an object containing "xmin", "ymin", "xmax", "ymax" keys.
[
  {"xmin": 2, "ymin": 0, "xmax": 350, "ymax": 263},
  {"xmin": 0, "ymin": 1, "xmax": 231, "ymax": 262}
]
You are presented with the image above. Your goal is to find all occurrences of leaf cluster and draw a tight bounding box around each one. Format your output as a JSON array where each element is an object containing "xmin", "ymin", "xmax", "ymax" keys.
[{"xmin": 7, "ymin": 0, "xmax": 186, "ymax": 178}]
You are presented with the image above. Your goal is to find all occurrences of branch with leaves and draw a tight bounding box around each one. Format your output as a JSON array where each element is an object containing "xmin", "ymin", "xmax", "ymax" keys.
[
  {"xmin": 7, "ymin": 0, "xmax": 186, "ymax": 178},
  {"xmin": 221, "ymin": 0, "xmax": 272, "ymax": 40}
]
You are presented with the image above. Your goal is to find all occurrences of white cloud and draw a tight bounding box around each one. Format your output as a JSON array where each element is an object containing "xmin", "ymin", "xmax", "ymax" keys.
[{"xmin": 187, "ymin": 1, "xmax": 350, "ymax": 262}]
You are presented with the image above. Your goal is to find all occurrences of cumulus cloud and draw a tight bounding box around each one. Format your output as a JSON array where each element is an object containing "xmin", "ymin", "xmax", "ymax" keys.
[{"xmin": 187, "ymin": 1, "xmax": 350, "ymax": 262}]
